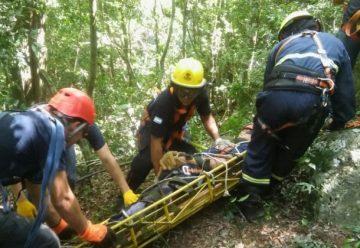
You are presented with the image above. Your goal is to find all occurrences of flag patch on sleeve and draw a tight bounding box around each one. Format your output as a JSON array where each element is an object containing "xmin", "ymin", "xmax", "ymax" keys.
[{"xmin": 153, "ymin": 116, "xmax": 163, "ymax": 124}]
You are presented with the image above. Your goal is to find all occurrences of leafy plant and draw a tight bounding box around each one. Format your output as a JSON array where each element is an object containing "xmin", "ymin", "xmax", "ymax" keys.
[
  {"xmin": 293, "ymin": 235, "xmax": 330, "ymax": 248},
  {"xmin": 343, "ymin": 225, "xmax": 360, "ymax": 248}
]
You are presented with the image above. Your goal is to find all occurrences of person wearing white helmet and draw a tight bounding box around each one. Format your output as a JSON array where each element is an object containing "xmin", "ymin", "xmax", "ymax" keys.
[{"xmin": 235, "ymin": 10, "xmax": 355, "ymax": 221}]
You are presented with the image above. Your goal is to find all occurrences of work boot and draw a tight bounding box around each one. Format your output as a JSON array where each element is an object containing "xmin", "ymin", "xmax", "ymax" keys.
[
  {"xmin": 237, "ymin": 193, "xmax": 265, "ymax": 222},
  {"xmin": 262, "ymin": 177, "xmax": 282, "ymax": 200}
]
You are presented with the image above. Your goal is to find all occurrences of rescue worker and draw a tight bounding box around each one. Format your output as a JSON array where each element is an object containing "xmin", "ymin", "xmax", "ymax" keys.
[
  {"xmin": 334, "ymin": 0, "xmax": 360, "ymax": 68},
  {"xmin": 0, "ymin": 88, "xmax": 116, "ymax": 247},
  {"xmin": 126, "ymin": 58, "xmax": 232, "ymax": 191},
  {"xmin": 236, "ymin": 11, "xmax": 355, "ymax": 221},
  {"xmin": 11, "ymin": 101, "xmax": 139, "ymax": 222},
  {"xmin": 12, "ymin": 141, "xmax": 138, "ymax": 221}
]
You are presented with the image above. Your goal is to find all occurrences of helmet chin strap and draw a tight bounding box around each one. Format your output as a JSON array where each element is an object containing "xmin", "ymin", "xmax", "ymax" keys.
[{"xmin": 66, "ymin": 122, "xmax": 88, "ymax": 142}]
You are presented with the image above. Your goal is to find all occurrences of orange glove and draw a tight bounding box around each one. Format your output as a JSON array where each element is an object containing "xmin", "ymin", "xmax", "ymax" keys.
[
  {"xmin": 80, "ymin": 221, "xmax": 117, "ymax": 247},
  {"xmin": 52, "ymin": 218, "xmax": 68, "ymax": 234}
]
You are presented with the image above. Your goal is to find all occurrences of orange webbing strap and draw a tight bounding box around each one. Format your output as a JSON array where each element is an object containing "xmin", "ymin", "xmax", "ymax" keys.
[
  {"xmin": 275, "ymin": 31, "xmax": 336, "ymax": 95},
  {"xmin": 140, "ymin": 107, "xmax": 151, "ymax": 127},
  {"xmin": 165, "ymin": 104, "xmax": 196, "ymax": 150},
  {"xmin": 342, "ymin": 9, "xmax": 360, "ymax": 42},
  {"xmin": 135, "ymin": 106, "xmax": 151, "ymax": 147},
  {"xmin": 274, "ymin": 33, "xmax": 302, "ymax": 63},
  {"xmin": 345, "ymin": 116, "xmax": 360, "ymax": 128},
  {"xmin": 165, "ymin": 130, "xmax": 185, "ymax": 150}
]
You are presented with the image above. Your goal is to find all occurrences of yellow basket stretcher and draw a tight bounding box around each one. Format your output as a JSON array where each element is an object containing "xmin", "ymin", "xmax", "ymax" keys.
[{"xmin": 74, "ymin": 151, "xmax": 245, "ymax": 248}]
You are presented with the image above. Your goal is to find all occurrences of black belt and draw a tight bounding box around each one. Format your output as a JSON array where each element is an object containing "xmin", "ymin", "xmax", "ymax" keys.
[{"xmin": 265, "ymin": 72, "xmax": 334, "ymax": 95}]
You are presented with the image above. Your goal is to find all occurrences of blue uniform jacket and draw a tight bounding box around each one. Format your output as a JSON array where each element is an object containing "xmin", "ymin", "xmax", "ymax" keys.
[
  {"xmin": 264, "ymin": 31, "xmax": 356, "ymax": 124},
  {"xmin": 0, "ymin": 111, "xmax": 66, "ymax": 183}
]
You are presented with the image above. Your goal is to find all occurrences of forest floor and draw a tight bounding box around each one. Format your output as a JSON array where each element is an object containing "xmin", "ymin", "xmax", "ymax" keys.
[
  {"xmin": 76, "ymin": 171, "xmax": 348, "ymax": 248},
  {"xmin": 152, "ymin": 199, "xmax": 346, "ymax": 248}
]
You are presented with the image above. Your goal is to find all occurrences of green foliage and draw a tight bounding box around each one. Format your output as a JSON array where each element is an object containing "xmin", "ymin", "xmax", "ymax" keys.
[
  {"xmin": 343, "ymin": 225, "xmax": 360, "ymax": 248},
  {"xmin": 293, "ymin": 235, "xmax": 331, "ymax": 248}
]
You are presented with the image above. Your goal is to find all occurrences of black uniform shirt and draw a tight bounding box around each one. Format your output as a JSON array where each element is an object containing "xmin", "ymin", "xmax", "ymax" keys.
[{"xmin": 148, "ymin": 87, "xmax": 211, "ymax": 142}]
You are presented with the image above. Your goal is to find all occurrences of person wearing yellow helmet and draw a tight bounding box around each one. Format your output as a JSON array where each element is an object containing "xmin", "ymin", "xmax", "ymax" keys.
[
  {"xmin": 234, "ymin": 10, "xmax": 355, "ymax": 222},
  {"xmin": 126, "ymin": 58, "xmax": 233, "ymax": 191}
]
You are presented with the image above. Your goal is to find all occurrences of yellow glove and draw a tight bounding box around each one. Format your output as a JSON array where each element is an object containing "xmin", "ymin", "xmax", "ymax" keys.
[
  {"xmin": 16, "ymin": 198, "xmax": 37, "ymax": 219},
  {"xmin": 123, "ymin": 190, "xmax": 139, "ymax": 207}
]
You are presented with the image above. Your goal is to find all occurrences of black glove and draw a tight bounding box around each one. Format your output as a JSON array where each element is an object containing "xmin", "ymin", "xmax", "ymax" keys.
[
  {"xmin": 93, "ymin": 227, "xmax": 117, "ymax": 248},
  {"xmin": 57, "ymin": 226, "xmax": 77, "ymax": 240}
]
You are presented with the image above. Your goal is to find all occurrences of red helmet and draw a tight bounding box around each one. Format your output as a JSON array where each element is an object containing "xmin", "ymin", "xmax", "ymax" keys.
[{"xmin": 48, "ymin": 88, "xmax": 95, "ymax": 125}]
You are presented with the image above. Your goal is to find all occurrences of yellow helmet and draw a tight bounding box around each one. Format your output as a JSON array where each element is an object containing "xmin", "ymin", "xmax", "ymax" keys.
[
  {"xmin": 278, "ymin": 10, "xmax": 313, "ymax": 40},
  {"xmin": 171, "ymin": 58, "xmax": 206, "ymax": 88}
]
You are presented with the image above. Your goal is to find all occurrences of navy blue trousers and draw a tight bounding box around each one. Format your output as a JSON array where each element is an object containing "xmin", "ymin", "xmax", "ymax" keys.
[{"xmin": 240, "ymin": 90, "xmax": 328, "ymax": 195}]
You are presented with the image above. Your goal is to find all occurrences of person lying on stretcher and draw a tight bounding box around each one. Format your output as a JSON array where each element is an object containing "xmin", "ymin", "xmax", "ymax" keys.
[{"xmin": 109, "ymin": 127, "xmax": 252, "ymax": 223}]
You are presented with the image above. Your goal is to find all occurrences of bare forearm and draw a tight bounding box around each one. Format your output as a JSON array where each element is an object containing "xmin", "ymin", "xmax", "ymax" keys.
[
  {"xmin": 51, "ymin": 192, "xmax": 88, "ymax": 234},
  {"xmin": 150, "ymin": 136, "xmax": 164, "ymax": 174},
  {"xmin": 96, "ymin": 144, "xmax": 130, "ymax": 194},
  {"xmin": 201, "ymin": 114, "xmax": 220, "ymax": 141},
  {"xmin": 50, "ymin": 172, "xmax": 88, "ymax": 234}
]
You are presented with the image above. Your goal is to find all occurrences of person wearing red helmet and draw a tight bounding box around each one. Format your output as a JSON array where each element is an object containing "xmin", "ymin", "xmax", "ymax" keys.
[{"xmin": 0, "ymin": 88, "xmax": 116, "ymax": 248}]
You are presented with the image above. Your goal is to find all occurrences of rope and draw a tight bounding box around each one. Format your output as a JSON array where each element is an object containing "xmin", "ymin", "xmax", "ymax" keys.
[
  {"xmin": 25, "ymin": 118, "xmax": 64, "ymax": 248},
  {"xmin": 198, "ymin": 152, "xmax": 231, "ymax": 196}
]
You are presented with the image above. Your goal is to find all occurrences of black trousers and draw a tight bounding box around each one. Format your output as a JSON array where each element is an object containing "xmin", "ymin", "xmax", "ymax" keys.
[{"xmin": 127, "ymin": 139, "xmax": 197, "ymax": 191}]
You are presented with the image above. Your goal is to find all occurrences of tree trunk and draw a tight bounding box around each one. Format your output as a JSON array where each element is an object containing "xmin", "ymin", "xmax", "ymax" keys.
[
  {"xmin": 153, "ymin": 0, "xmax": 160, "ymax": 69},
  {"xmin": 181, "ymin": 0, "xmax": 188, "ymax": 57},
  {"xmin": 26, "ymin": 0, "xmax": 47, "ymax": 104},
  {"xmin": 159, "ymin": 0, "xmax": 175, "ymax": 75},
  {"xmin": 119, "ymin": 20, "xmax": 135, "ymax": 85},
  {"xmin": 88, "ymin": 0, "xmax": 98, "ymax": 97}
]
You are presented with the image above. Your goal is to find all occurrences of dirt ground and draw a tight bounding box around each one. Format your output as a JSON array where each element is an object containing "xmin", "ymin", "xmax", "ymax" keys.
[{"xmin": 150, "ymin": 198, "xmax": 346, "ymax": 248}]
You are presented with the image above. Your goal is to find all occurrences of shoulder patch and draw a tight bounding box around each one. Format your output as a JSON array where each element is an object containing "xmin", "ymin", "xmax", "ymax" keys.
[{"xmin": 153, "ymin": 116, "xmax": 163, "ymax": 125}]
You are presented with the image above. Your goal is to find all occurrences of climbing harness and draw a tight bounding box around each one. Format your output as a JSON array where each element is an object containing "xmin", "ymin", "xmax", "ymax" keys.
[
  {"xmin": 260, "ymin": 31, "xmax": 337, "ymax": 145},
  {"xmin": 272, "ymin": 31, "xmax": 337, "ymax": 95},
  {"xmin": 137, "ymin": 87, "xmax": 198, "ymax": 151}
]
